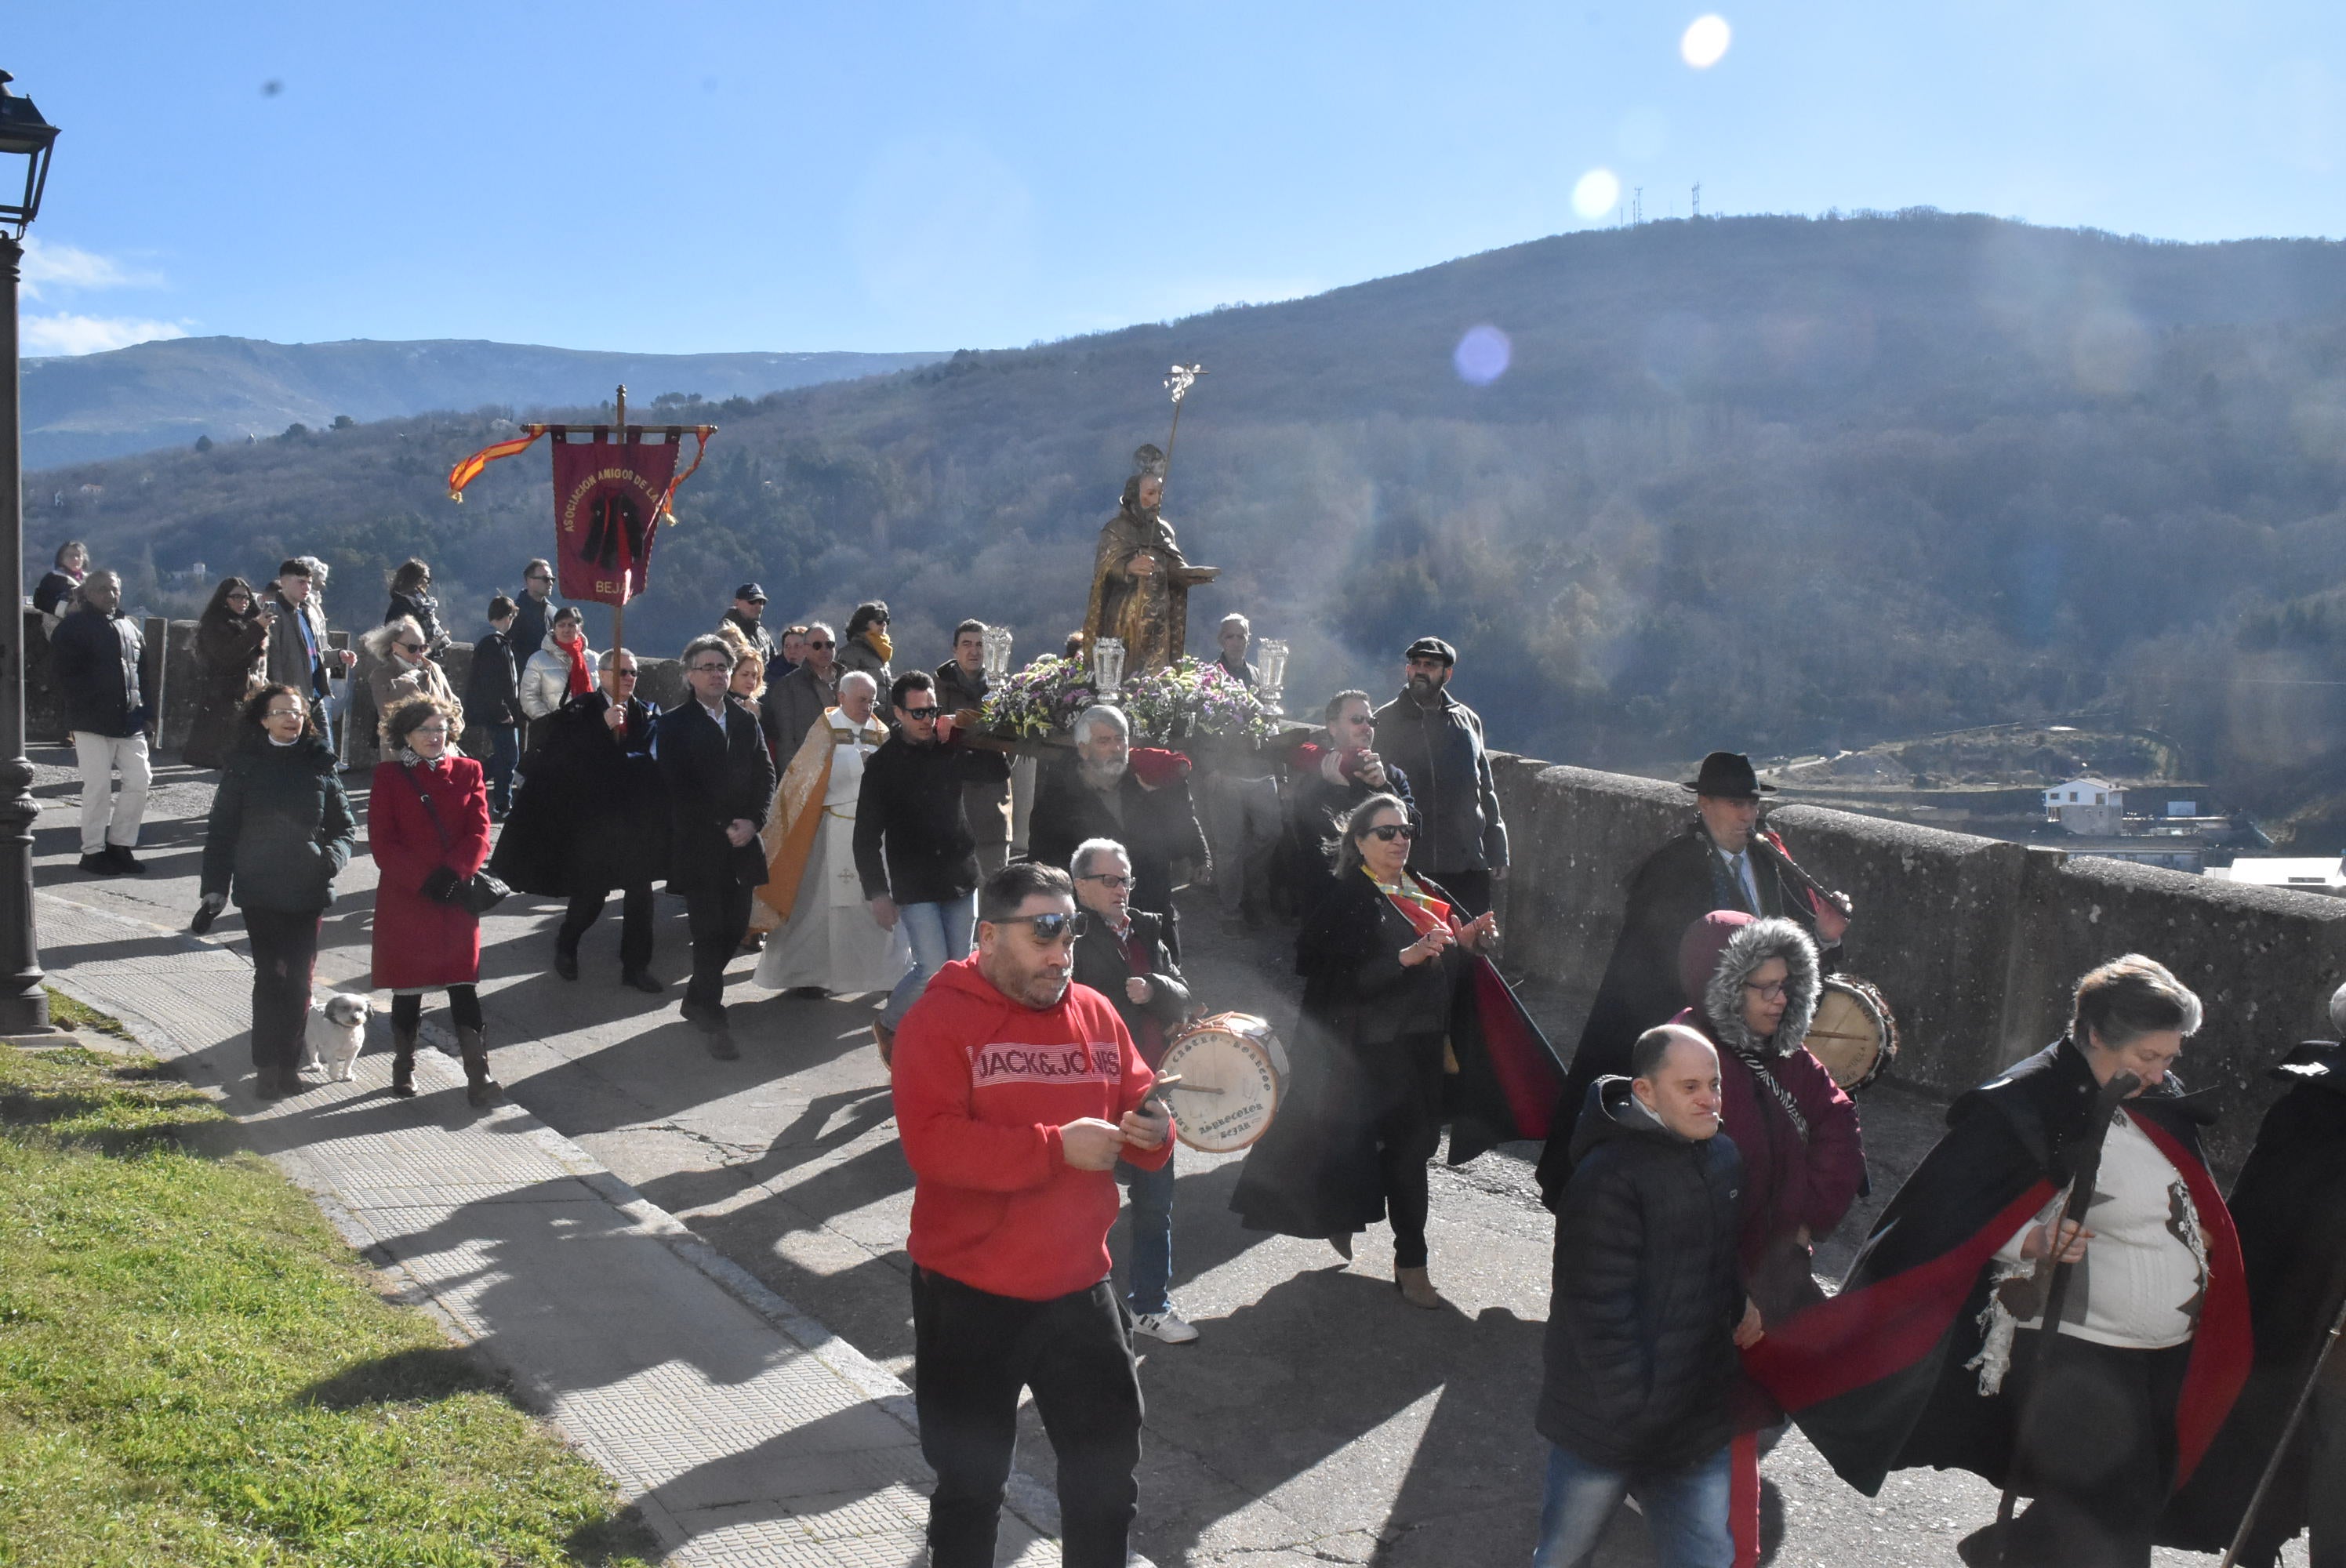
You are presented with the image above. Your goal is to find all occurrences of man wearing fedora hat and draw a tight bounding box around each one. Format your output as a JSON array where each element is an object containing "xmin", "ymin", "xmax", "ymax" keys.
[{"xmin": 1543, "ymin": 750, "xmax": 1850, "ymax": 1168}]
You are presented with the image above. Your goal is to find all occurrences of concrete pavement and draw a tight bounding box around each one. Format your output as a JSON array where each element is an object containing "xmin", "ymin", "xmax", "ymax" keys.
[{"xmin": 34, "ymin": 746, "xmax": 2283, "ymax": 1566}]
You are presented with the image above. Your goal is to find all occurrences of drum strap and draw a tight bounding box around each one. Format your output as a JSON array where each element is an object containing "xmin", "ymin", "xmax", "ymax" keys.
[{"xmin": 1742, "ymin": 1051, "xmax": 1809, "ymax": 1142}]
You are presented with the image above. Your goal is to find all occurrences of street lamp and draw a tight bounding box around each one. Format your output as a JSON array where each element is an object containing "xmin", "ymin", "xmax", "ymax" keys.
[{"xmin": 0, "ymin": 70, "xmax": 60, "ymax": 1033}]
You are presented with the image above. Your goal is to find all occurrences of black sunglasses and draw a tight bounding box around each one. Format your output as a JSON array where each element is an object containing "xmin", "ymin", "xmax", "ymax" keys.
[
  {"xmin": 899, "ymin": 705, "xmax": 939, "ymax": 720},
  {"xmin": 1365, "ymin": 823, "xmax": 1415, "ymax": 842},
  {"xmin": 994, "ymin": 912, "xmax": 1077, "ymax": 942},
  {"xmin": 806, "ymin": 639, "xmax": 834, "ymax": 649}
]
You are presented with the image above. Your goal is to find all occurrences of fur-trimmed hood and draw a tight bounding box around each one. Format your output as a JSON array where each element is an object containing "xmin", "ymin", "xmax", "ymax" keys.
[{"xmin": 1677, "ymin": 911, "xmax": 1820, "ymax": 1060}]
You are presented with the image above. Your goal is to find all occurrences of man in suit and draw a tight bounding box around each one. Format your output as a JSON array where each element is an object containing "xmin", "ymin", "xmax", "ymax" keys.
[
  {"xmin": 1549, "ymin": 750, "xmax": 1852, "ymax": 1144},
  {"xmin": 260, "ymin": 557, "xmax": 355, "ymax": 731},
  {"xmin": 656, "ymin": 634, "xmax": 777, "ymax": 1058}
]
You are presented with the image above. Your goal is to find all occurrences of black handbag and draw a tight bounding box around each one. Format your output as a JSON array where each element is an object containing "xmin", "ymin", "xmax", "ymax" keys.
[{"xmin": 399, "ymin": 763, "xmax": 510, "ymax": 916}]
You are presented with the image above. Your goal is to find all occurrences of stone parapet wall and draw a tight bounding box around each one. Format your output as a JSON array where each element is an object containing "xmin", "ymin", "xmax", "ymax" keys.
[{"xmin": 1489, "ymin": 757, "xmax": 2346, "ymax": 1169}]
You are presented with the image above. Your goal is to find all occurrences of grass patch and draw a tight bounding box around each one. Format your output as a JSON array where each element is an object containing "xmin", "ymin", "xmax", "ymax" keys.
[
  {"xmin": 0, "ymin": 1045, "xmax": 658, "ymax": 1567},
  {"xmin": 44, "ymin": 985, "xmax": 137, "ymax": 1042}
]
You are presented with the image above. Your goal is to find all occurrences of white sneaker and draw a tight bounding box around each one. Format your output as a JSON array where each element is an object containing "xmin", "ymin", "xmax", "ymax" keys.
[{"xmin": 1131, "ymin": 1307, "xmax": 1200, "ymax": 1345}]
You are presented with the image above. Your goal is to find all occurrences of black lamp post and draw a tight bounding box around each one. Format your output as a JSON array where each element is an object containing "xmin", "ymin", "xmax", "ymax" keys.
[{"xmin": 0, "ymin": 70, "xmax": 59, "ymax": 1033}]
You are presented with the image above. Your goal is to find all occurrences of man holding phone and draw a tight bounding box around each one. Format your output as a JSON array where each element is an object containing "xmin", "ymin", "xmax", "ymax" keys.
[{"xmin": 892, "ymin": 861, "xmax": 1171, "ymax": 1568}]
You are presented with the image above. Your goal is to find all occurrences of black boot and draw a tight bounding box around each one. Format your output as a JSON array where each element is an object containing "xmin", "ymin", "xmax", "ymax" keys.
[
  {"xmin": 390, "ymin": 1024, "xmax": 418, "ymax": 1098},
  {"xmin": 459, "ymin": 1024, "xmax": 502, "ymax": 1107},
  {"xmin": 554, "ymin": 935, "xmax": 579, "ymax": 982}
]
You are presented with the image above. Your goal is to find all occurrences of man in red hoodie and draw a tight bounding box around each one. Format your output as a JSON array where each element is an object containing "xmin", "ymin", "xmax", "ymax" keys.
[{"xmin": 894, "ymin": 860, "xmax": 1173, "ymax": 1568}]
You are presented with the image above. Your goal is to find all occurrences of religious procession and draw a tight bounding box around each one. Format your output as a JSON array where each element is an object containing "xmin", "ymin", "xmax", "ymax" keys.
[{"xmin": 37, "ymin": 370, "xmax": 2332, "ymax": 1568}]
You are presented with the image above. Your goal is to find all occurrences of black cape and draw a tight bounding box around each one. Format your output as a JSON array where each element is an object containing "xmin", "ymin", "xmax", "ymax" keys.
[
  {"xmin": 1544, "ymin": 822, "xmax": 1840, "ymax": 1205},
  {"xmin": 1229, "ymin": 872, "xmax": 1563, "ymax": 1240},
  {"xmin": 1741, "ymin": 1039, "xmax": 2250, "ymax": 1500},
  {"xmin": 490, "ymin": 692, "xmax": 670, "ymax": 897},
  {"xmin": 2160, "ymin": 1041, "xmax": 2346, "ymax": 1557}
]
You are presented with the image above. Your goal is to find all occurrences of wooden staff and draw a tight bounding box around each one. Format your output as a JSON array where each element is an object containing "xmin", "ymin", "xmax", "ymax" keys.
[
  {"xmin": 2221, "ymin": 1277, "xmax": 2346, "ymax": 1567},
  {"xmin": 611, "ymin": 383, "xmax": 627, "ymax": 659},
  {"xmin": 1992, "ymin": 1069, "xmax": 2142, "ymax": 1564}
]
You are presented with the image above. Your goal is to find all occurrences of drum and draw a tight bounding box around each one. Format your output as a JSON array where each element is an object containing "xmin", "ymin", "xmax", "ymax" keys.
[
  {"xmin": 1802, "ymin": 974, "xmax": 1898, "ymax": 1091},
  {"xmin": 1156, "ymin": 1012, "xmax": 1286, "ymax": 1153}
]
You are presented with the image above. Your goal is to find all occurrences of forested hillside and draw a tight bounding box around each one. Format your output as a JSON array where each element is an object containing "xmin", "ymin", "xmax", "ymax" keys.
[{"xmin": 31, "ymin": 211, "xmax": 2346, "ymax": 828}]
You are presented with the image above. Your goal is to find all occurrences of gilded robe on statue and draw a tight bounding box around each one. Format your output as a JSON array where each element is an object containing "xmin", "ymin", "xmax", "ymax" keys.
[
  {"xmin": 1081, "ymin": 444, "xmax": 1217, "ymax": 676},
  {"xmin": 751, "ymin": 706, "xmax": 910, "ymax": 993}
]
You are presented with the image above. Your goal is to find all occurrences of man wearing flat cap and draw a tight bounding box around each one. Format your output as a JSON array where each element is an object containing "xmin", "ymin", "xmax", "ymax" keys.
[
  {"xmin": 1544, "ymin": 750, "xmax": 1851, "ymax": 1181},
  {"xmin": 722, "ymin": 583, "xmax": 778, "ymax": 669},
  {"xmin": 1371, "ymin": 636, "xmax": 1508, "ymax": 916}
]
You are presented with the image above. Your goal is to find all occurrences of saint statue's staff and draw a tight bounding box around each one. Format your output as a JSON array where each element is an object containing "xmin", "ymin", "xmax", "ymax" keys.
[{"xmin": 1161, "ymin": 363, "xmax": 1204, "ymax": 488}]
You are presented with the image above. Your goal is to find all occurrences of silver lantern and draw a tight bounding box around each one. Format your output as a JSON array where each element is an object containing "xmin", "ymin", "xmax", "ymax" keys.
[
  {"xmin": 1255, "ymin": 637, "xmax": 1291, "ymax": 716},
  {"xmin": 981, "ymin": 625, "xmax": 1012, "ymax": 681},
  {"xmin": 1091, "ymin": 637, "xmax": 1127, "ymax": 695}
]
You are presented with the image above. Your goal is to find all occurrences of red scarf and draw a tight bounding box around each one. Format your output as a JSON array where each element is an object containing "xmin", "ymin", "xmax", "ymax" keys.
[{"xmin": 560, "ymin": 633, "xmax": 591, "ymax": 698}]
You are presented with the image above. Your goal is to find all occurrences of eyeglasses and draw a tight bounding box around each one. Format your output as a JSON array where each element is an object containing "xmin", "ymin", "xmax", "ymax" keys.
[
  {"xmin": 688, "ymin": 662, "xmax": 732, "ymax": 674},
  {"xmin": 1078, "ymin": 873, "xmax": 1132, "ymax": 891},
  {"xmin": 263, "ymin": 707, "xmax": 305, "ymax": 722},
  {"xmin": 899, "ymin": 706, "xmax": 938, "ymax": 721},
  {"xmin": 806, "ymin": 640, "xmax": 833, "ymax": 649},
  {"xmin": 527, "ymin": 574, "xmax": 551, "ymax": 583},
  {"xmin": 413, "ymin": 724, "xmax": 450, "ymax": 738},
  {"xmin": 1364, "ymin": 823, "xmax": 1415, "ymax": 842},
  {"xmin": 994, "ymin": 912, "xmax": 1077, "ymax": 942},
  {"xmin": 1744, "ymin": 980, "xmax": 1789, "ymax": 1001},
  {"xmin": 610, "ymin": 667, "xmax": 640, "ymax": 678},
  {"xmin": 398, "ymin": 641, "xmax": 426, "ymax": 653}
]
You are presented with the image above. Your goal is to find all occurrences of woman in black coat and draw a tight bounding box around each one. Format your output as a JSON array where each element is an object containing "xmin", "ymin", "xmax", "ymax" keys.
[
  {"xmin": 1229, "ymin": 791, "xmax": 1497, "ymax": 1309},
  {"xmin": 383, "ymin": 558, "xmax": 449, "ymax": 659},
  {"xmin": 185, "ymin": 577, "xmax": 270, "ymax": 768},
  {"xmin": 198, "ymin": 683, "xmax": 358, "ymax": 1102}
]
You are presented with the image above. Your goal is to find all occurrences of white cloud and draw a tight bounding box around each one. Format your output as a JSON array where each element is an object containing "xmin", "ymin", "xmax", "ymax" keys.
[
  {"xmin": 20, "ymin": 238, "xmax": 162, "ymax": 302},
  {"xmin": 22, "ymin": 314, "xmax": 191, "ymax": 357}
]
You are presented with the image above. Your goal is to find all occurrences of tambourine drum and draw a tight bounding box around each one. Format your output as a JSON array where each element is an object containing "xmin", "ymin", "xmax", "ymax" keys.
[
  {"xmin": 1156, "ymin": 1012, "xmax": 1285, "ymax": 1153},
  {"xmin": 1802, "ymin": 974, "xmax": 1899, "ymax": 1091}
]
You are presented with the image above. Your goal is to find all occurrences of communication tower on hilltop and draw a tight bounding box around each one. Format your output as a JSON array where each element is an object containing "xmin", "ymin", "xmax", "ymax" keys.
[{"xmin": 1692, "ymin": 181, "xmax": 1701, "ymax": 217}]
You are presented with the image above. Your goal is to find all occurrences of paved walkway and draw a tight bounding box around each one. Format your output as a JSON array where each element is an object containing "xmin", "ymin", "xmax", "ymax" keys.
[
  {"xmin": 33, "ymin": 747, "xmax": 2267, "ymax": 1568},
  {"xmin": 37, "ymin": 887, "xmax": 1070, "ymax": 1568}
]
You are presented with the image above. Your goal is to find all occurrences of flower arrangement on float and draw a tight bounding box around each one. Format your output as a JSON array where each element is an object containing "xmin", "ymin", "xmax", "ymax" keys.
[{"xmin": 979, "ymin": 654, "xmax": 1280, "ymax": 746}]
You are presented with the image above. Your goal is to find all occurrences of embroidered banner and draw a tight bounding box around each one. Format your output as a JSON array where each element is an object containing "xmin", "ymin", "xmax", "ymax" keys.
[{"xmin": 550, "ymin": 430, "xmax": 681, "ymax": 606}]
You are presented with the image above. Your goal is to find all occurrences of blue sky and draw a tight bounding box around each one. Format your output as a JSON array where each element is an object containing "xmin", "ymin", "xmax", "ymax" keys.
[{"xmin": 12, "ymin": 2, "xmax": 2342, "ymax": 357}]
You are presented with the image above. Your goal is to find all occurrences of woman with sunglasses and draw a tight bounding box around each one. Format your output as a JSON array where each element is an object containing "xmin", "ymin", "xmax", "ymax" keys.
[
  {"xmin": 185, "ymin": 576, "xmax": 270, "ymax": 768},
  {"xmin": 360, "ymin": 615, "xmax": 457, "ymax": 767},
  {"xmin": 1231, "ymin": 792, "xmax": 1498, "ymax": 1309},
  {"xmin": 1670, "ymin": 910, "xmax": 1863, "ymax": 1325}
]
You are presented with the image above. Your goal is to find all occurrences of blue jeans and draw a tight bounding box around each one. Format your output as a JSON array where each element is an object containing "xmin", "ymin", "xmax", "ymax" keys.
[
  {"xmin": 1115, "ymin": 1152, "xmax": 1175, "ymax": 1315},
  {"xmin": 1532, "ymin": 1442, "xmax": 1732, "ymax": 1568},
  {"xmin": 483, "ymin": 724, "xmax": 519, "ymax": 815},
  {"xmin": 881, "ymin": 894, "xmax": 975, "ymax": 1029}
]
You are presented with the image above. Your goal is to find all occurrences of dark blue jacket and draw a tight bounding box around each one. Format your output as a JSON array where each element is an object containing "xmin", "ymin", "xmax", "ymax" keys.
[{"xmin": 200, "ymin": 735, "xmax": 357, "ymax": 914}]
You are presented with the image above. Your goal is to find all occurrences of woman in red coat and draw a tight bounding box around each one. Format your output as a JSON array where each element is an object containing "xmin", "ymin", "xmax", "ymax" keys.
[{"xmin": 370, "ymin": 692, "xmax": 500, "ymax": 1105}]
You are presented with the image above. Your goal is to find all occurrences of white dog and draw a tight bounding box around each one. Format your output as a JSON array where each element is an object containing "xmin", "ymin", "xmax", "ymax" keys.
[{"xmin": 301, "ymin": 993, "xmax": 374, "ymax": 1083}]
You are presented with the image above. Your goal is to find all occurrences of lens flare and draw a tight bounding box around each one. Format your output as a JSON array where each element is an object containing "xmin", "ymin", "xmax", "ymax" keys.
[
  {"xmin": 1571, "ymin": 168, "xmax": 1622, "ymax": 219},
  {"xmin": 1680, "ymin": 13, "xmax": 1731, "ymax": 68},
  {"xmin": 1453, "ymin": 325, "xmax": 1512, "ymax": 387}
]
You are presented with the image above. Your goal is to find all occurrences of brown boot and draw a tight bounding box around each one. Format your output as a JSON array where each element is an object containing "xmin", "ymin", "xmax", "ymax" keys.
[
  {"xmin": 389, "ymin": 1025, "xmax": 419, "ymax": 1099},
  {"xmin": 1395, "ymin": 1266, "xmax": 1445, "ymax": 1311},
  {"xmin": 458, "ymin": 1025, "xmax": 502, "ymax": 1107}
]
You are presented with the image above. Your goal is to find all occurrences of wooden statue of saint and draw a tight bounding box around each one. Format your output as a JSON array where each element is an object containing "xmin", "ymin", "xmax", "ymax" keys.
[{"xmin": 1081, "ymin": 443, "xmax": 1218, "ymax": 675}]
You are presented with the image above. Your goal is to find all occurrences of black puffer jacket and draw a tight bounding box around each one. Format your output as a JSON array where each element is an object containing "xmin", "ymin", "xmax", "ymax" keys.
[
  {"xmin": 199, "ymin": 734, "xmax": 358, "ymax": 915},
  {"xmin": 1539, "ymin": 1076, "xmax": 1747, "ymax": 1470}
]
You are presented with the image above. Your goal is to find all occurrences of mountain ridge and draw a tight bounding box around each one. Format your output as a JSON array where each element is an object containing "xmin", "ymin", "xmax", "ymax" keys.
[{"xmin": 20, "ymin": 336, "xmax": 946, "ymax": 467}]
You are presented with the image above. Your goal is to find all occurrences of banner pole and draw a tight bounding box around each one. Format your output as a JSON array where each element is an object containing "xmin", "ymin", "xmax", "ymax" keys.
[{"xmin": 611, "ymin": 383, "xmax": 627, "ymax": 658}]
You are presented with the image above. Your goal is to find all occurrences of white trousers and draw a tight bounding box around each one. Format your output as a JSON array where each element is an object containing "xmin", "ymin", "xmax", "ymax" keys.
[{"xmin": 73, "ymin": 731, "xmax": 151, "ymax": 853}]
